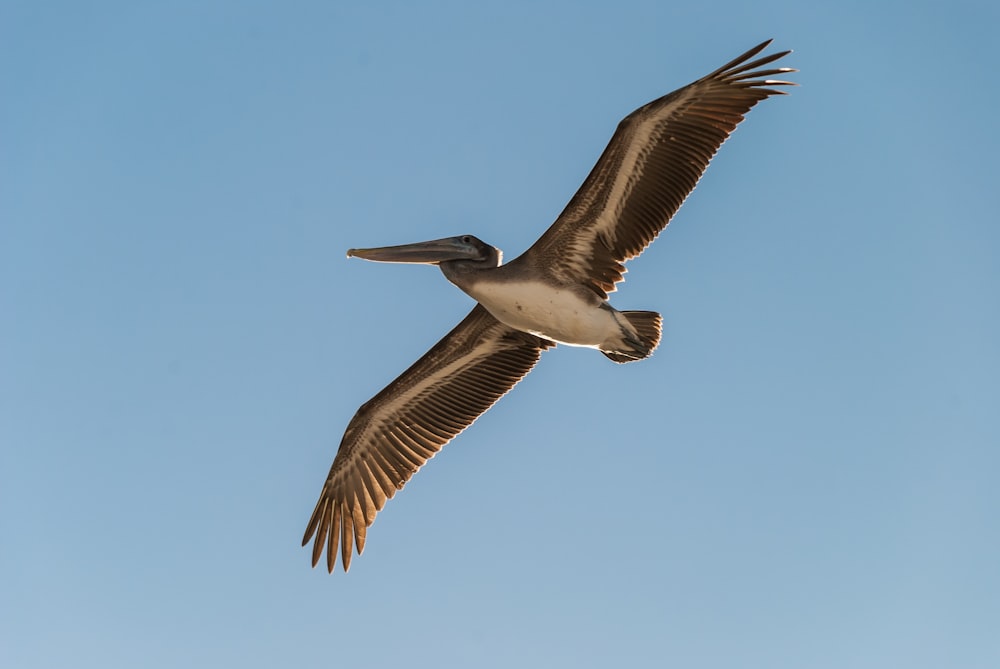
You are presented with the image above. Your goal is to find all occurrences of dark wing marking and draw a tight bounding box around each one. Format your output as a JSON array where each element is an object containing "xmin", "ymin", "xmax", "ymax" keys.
[
  {"xmin": 522, "ymin": 39, "xmax": 796, "ymax": 298},
  {"xmin": 302, "ymin": 305, "xmax": 553, "ymax": 572}
]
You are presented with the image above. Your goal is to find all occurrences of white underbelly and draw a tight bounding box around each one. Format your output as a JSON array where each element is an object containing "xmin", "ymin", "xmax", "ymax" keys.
[{"xmin": 467, "ymin": 280, "xmax": 618, "ymax": 347}]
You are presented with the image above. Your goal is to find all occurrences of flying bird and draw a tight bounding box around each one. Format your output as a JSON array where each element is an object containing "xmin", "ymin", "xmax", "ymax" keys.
[{"xmin": 303, "ymin": 40, "xmax": 796, "ymax": 572}]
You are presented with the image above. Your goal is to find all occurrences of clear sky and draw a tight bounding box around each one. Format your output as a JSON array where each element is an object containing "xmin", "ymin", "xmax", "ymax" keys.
[{"xmin": 3, "ymin": 1, "xmax": 998, "ymax": 667}]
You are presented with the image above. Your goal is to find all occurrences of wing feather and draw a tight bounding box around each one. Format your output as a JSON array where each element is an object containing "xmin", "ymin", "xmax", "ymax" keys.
[
  {"xmin": 303, "ymin": 305, "xmax": 553, "ymax": 572},
  {"xmin": 521, "ymin": 39, "xmax": 796, "ymax": 298}
]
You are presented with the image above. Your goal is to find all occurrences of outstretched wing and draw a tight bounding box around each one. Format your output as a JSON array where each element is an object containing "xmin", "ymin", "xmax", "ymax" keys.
[
  {"xmin": 303, "ymin": 305, "xmax": 553, "ymax": 572},
  {"xmin": 521, "ymin": 39, "xmax": 796, "ymax": 298}
]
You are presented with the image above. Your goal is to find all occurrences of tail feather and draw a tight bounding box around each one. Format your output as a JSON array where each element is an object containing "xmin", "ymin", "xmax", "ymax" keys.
[{"xmin": 601, "ymin": 310, "xmax": 662, "ymax": 363}]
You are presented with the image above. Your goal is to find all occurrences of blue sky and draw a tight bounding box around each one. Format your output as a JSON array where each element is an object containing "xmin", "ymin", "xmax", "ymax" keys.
[{"xmin": 3, "ymin": 1, "xmax": 998, "ymax": 667}]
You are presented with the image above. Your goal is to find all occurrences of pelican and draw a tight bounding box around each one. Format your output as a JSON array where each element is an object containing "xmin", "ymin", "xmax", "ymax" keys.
[{"xmin": 304, "ymin": 40, "xmax": 795, "ymax": 572}]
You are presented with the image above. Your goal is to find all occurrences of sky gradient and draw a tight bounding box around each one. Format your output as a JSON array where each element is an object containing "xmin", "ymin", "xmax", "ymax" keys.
[{"xmin": 3, "ymin": 1, "xmax": 998, "ymax": 667}]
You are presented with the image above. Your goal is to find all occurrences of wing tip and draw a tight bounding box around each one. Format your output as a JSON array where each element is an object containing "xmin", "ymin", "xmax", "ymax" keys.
[
  {"xmin": 704, "ymin": 40, "xmax": 796, "ymax": 85},
  {"xmin": 300, "ymin": 492, "xmax": 353, "ymax": 574}
]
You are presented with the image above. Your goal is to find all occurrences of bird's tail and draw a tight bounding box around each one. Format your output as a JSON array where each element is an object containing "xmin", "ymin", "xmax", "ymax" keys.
[{"xmin": 601, "ymin": 310, "xmax": 662, "ymax": 363}]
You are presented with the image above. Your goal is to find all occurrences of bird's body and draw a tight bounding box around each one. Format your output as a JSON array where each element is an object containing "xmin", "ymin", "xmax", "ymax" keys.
[
  {"xmin": 303, "ymin": 40, "xmax": 796, "ymax": 572},
  {"xmin": 449, "ymin": 262, "xmax": 657, "ymax": 359}
]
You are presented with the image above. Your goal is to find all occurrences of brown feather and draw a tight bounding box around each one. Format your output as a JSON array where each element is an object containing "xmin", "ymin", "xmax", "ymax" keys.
[
  {"xmin": 520, "ymin": 39, "xmax": 795, "ymax": 298},
  {"xmin": 303, "ymin": 305, "xmax": 553, "ymax": 572}
]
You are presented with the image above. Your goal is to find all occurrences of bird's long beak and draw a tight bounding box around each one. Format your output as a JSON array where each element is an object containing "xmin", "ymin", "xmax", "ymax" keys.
[{"xmin": 347, "ymin": 237, "xmax": 478, "ymax": 264}]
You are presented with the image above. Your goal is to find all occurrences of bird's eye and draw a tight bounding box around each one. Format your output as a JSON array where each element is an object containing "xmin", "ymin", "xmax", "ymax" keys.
[{"xmin": 462, "ymin": 236, "xmax": 472, "ymax": 244}]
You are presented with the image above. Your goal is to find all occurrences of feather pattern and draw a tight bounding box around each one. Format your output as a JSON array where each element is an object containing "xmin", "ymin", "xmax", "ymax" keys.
[
  {"xmin": 303, "ymin": 305, "xmax": 553, "ymax": 572},
  {"xmin": 521, "ymin": 39, "xmax": 795, "ymax": 298}
]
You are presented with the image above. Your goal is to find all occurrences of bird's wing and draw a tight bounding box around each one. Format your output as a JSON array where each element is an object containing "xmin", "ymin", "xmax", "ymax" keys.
[
  {"xmin": 521, "ymin": 39, "xmax": 795, "ymax": 299},
  {"xmin": 303, "ymin": 305, "xmax": 553, "ymax": 572}
]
